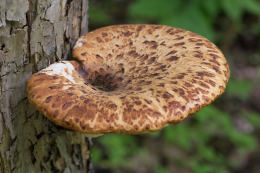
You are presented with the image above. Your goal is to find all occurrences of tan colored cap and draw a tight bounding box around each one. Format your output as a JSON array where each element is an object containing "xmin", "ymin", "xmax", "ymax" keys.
[{"xmin": 27, "ymin": 24, "xmax": 230, "ymax": 134}]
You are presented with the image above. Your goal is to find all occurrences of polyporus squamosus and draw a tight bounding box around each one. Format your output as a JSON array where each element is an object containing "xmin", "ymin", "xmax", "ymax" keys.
[{"xmin": 27, "ymin": 24, "xmax": 230, "ymax": 135}]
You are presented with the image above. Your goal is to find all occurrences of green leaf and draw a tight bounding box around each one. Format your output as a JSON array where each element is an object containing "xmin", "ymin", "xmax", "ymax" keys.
[
  {"xmin": 229, "ymin": 130, "xmax": 257, "ymax": 151},
  {"xmin": 197, "ymin": 144, "xmax": 226, "ymax": 164},
  {"xmin": 195, "ymin": 105, "xmax": 223, "ymax": 122},
  {"xmin": 155, "ymin": 166, "xmax": 170, "ymax": 173},
  {"xmin": 226, "ymin": 79, "xmax": 253, "ymax": 101},
  {"xmin": 160, "ymin": 4, "xmax": 215, "ymax": 41},
  {"xmin": 195, "ymin": 106, "xmax": 232, "ymax": 132},
  {"xmin": 163, "ymin": 125, "xmax": 193, "ymax": 150},
  {"xmin": 89, "ymin": 8, "xmax": 112, "ymax": 25},
  {"xmin": 243, "ymin": 0, "xmax": 260, "ymax": 16},
  {"xmin": 91, "ymin": 147, "xmax": 102, "ymax": 163},
  {"xmin": 201, "ymin": 0, "xmax": 220, "ymax": 18},
  {"xmin": 190, "ymin": 160, "xmax": 229, "ymax": 173},
  {"xmin": 98, "ymin": 134, "xmax": 138, "ymax": 166},
  {"xmin": 128, "ymin": 0, "xmax": 177, "ymax": 20},
  {"xmin": 221, "ymin": 0, "xmax": 244, "ymax": 21},
  {"xmin": 247, "ymin": 112, "xmax": 260, "ymax": 128}
]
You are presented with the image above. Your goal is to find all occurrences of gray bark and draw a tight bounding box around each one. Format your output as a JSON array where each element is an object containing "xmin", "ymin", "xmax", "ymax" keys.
[{"xmin": 0, "ymin": 0, "xmax": 90, "ymax": 172}]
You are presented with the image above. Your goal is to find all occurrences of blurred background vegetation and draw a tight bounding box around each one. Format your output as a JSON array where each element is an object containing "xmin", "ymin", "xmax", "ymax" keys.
[{"xmin": 88, "ymin": 0, "xmax": 260, "ymax": 172}]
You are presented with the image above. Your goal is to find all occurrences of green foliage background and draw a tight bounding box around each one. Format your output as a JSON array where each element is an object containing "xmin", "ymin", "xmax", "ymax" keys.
[{"xmin": 88, "ymin": 0, "xmax": 260, "ymax": 172}]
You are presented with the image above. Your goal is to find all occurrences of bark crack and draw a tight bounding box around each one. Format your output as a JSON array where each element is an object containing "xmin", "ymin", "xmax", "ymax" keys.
[
  {"xmin": 26, "ymin": 0, "xmax": 36, "ymax": 73},
  {"xmin": 66, "ymin": 0, "xmax": 73, "ymax": 16}
]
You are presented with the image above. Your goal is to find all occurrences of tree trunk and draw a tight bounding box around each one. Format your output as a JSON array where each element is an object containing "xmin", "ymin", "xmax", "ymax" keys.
[{"xmin": 0, "ymin": 0, "xmax": 90, "ymax": 172}]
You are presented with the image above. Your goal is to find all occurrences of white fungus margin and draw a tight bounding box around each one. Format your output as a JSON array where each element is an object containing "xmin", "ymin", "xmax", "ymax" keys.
[{"xmin": 40, "ymin": 61, "xmax": 76, "ymax": 83}]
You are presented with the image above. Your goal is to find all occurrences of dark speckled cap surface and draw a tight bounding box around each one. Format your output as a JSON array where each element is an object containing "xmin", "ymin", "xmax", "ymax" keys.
[{"xmin": 27, "ymin": 24, "xmax": 230, "ymax": 134}]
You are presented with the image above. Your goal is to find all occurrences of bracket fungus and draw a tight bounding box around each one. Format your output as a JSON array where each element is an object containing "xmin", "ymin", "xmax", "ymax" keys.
[{"xmin": 27, "ymin": 24, "xmax": 230, "ymax": 135}]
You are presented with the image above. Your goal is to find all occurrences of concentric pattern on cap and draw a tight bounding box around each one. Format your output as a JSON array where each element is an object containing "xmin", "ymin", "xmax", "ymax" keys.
[{"xmin": 27, "ymin": 24, "xmax": 230, "ymax": 134}]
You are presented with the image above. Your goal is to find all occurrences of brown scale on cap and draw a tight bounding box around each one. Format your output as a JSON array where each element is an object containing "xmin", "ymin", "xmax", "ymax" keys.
[{"xmin": 27, "ymin": 24, "xmax": 230, "ymax": 134}]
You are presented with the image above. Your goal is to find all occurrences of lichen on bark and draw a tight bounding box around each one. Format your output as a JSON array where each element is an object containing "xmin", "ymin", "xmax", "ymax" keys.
[{"xmin": 0, "ymin": 0, "xmax": 89, "ymax": 172}]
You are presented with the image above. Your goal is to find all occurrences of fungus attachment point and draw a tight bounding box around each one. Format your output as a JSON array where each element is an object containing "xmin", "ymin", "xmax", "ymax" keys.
[
  {"xmin": 85, "ymin": 133, "xmax": 103, "ymax": 138},
  {"xmin": 27, "ymin": 24, "xmax": 230, "ymax": 135}
]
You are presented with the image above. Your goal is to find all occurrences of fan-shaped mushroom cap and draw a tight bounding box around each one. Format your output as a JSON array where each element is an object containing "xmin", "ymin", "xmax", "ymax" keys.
[{"xmin": 27, "ymin": 24, "xmax": 230, "ymax": 134}]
